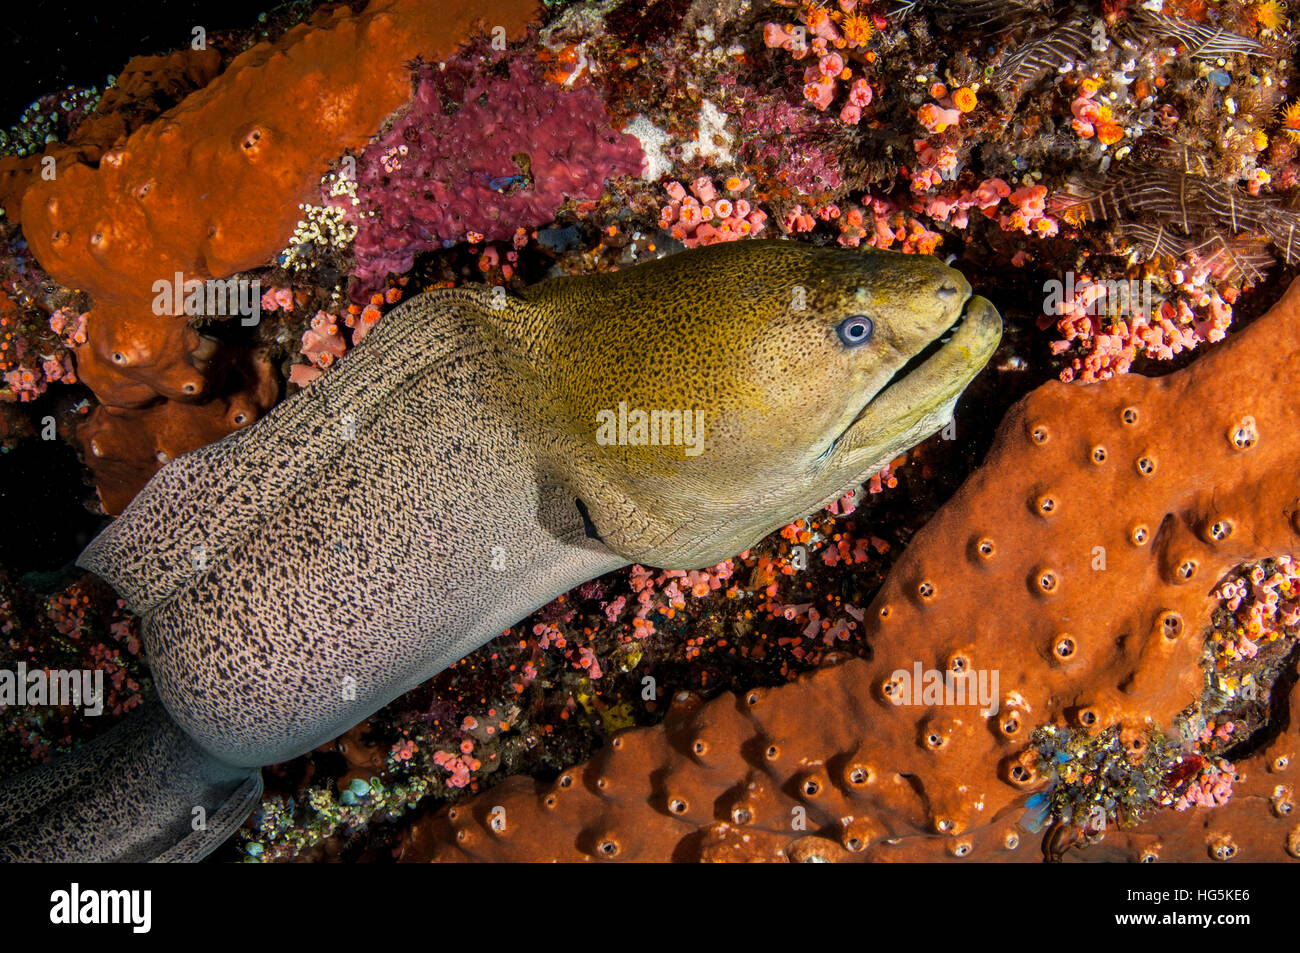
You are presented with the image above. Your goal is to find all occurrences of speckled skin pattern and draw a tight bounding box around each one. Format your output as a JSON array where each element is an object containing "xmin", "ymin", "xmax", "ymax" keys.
[
  {"xmin": 0, "ymin": 240, "xmax": 1000, "ymax": 860},
  {"xmin": 80, "ymin": 287, "xmax": 622, "ymax": 769},
  {"xmin": 510, "ymin": 241, "xmax": 1001, "ymax": 567},
  {"xmin": 0, "ymin": 698, "xmax": 261, "ymax": 861}
]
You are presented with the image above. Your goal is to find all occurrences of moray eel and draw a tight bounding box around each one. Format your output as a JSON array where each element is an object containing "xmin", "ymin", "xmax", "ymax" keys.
[{"xmin": 0, "ymin": 239, "xmax": 1000, "ymax": 861}]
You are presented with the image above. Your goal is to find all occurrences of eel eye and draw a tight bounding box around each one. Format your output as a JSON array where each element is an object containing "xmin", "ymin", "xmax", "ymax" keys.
[{"xmin": 837, "ymin": 315, "xmax": 874, "ymax": 347}]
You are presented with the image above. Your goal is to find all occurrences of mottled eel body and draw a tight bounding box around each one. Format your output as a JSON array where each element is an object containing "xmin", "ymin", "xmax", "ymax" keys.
[{"xmin": 0, "ymin": 240, "xmax": 1000, "ymax": 861}]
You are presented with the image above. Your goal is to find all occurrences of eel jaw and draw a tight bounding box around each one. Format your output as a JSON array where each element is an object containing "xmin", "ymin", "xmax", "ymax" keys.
[{"xmin": 835, "ymin": 294, "xmax": 1003, "ymax": 458}]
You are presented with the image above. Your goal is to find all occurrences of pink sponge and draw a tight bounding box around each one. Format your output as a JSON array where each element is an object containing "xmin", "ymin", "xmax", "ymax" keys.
[{"xmin": 342, "ymin": 53, "xmax": 644, "ymax": 297}]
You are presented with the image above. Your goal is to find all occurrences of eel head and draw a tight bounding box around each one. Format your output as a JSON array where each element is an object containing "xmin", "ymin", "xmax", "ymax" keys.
[{"xmin": 521, "ymin": 239, "xmax": 1002, "ymax": 568}]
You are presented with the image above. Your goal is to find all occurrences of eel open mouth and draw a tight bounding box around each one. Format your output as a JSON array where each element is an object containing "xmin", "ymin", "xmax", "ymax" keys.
[
  {"xmin": 811, "ymin": 294, "xmax": 1002, "ymax": 469},
  {"xmin": 849, "ymin": 294, "xmax": 1004, "ymax": 433},
  {"xmin": 876, "ymin": 313, "xmax": 964, "ymax": 396}
]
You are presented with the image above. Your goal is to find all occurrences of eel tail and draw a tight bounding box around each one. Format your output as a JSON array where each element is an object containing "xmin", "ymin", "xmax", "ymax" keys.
[{"xmin": 0, "ymin": 697, "xmax": 261, "ymax": 862}]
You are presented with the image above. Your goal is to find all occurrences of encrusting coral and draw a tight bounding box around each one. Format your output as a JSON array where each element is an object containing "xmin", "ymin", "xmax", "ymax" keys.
[
  {"xmin": 77, "ymin": 347, "xmax": 279, "ymax": 515},
  {"xmin": 1052, "ymin": 676, "xmax": 1299, "ymax": 863},
  {"xmin": 404, "ymin": 276, "xmax": 1300, "ymax": 862},
  {"xmin": 0, "ymin": 48, "xmax": 223, "ymax": 219},
  {"xmin": 7, "ymin": 0, "xmax": 538, "ymax": 512},
  {"xmin": 342, "ymin": 47, "xmax": 644, "ymax": 298}
]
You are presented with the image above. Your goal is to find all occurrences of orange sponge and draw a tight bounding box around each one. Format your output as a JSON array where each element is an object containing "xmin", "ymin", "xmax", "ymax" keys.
[{"xmin": 406, "ymin": 277, "xmax": 1300, "ymax": 862}]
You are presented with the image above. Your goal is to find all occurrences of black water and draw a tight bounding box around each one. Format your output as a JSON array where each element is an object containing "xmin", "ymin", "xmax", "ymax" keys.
[{"xmin": 0, "ymin": 0, "xmax": 299, "ymax": 122}]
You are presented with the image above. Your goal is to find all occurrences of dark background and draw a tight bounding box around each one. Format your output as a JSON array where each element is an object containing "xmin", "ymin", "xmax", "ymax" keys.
[{"xmin": 0, "ymin": 0, "xmax": 290, "ymax": 121}]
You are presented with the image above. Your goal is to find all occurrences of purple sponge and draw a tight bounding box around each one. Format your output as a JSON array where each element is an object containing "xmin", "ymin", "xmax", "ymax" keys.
[{"xmin": 343, "ymin": 54, "xmax": 645, "ymax": 297}]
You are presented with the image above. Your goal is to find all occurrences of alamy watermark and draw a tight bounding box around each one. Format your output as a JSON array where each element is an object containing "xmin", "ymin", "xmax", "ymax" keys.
[
  {"xmin": 0, "ymin": 664, "xmax": 104, "ymax": 716},
  {"xmin": 1042, "ymin": 272, "xmax": 1154, "ymax": 319},
  {"xmin": 888, "ymin": 661, "xmax": 1000, "ymax": 716},
  {"xmin": 152, "ymin": 272, "xmax": 261, "ymax": 326},
  {"xmin": 50, "ymin": 883, "xmax": 150, "ymax": 933},
  {"xmin": 595, "ymin": 402, "xmax": 705, "ymax": 457}
]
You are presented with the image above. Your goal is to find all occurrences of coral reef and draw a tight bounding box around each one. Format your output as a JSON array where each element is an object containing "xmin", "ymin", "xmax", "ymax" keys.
[
  {"xmin": 2, "ymin": 0, "xmax": 1299, "ymax": 865},
  {"xmin": 402, "ymin": 276, "xmax": 1300, "ymax": 861},
  {"xmin": 0, "ymin": 48, "xmax": 222, "ymax": 217},
  {"xmin": 77, "ymin": 347, "xmax": 279, "ymax": 515},
  {"xmin": 342, "ymin": 46, "xmax": 644, "ymax": 296},
  {"xmin": 658, "ymin": 176, "xmax": 768, "ymax": 246},
  {"xmin": 1069, "ymin": 678, "xmax": 1298, "ymax": 862},
  {"xmin": 6, "ymin": 0, "xmax": 537, "ymax": 512},
  {"xmin": 0, "ymin": 570, "xmax": 150, "ymax": 775}
]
